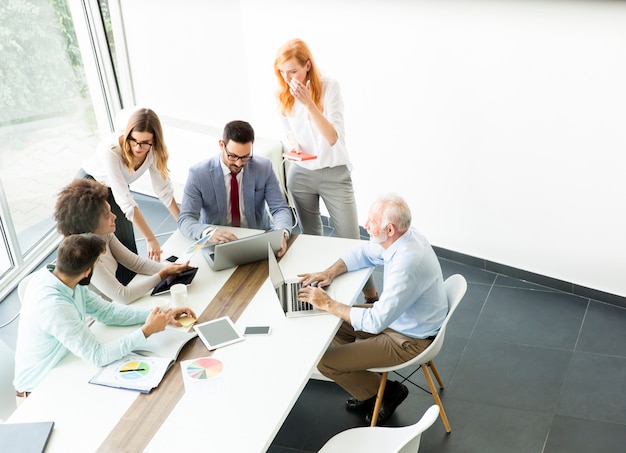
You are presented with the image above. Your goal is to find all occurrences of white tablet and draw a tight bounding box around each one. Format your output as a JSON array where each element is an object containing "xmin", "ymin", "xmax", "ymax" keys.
[{"xmin": 193, "ymin": 316, "xmax": 244, "ymax": 350}]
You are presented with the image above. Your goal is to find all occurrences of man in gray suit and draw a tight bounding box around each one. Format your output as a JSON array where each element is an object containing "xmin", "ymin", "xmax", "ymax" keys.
[{"xmin": 178, "ymin": 120, "xmax": 293, "ymax": 256}]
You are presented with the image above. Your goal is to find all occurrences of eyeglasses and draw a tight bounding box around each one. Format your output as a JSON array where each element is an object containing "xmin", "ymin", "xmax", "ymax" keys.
[
  {"xmin": 127, "ymin": 137, "xmax": 153, "ymax": 151},
  {"xmin": 224, "ymin": 144, "xmax": 253, "ymax": 163}
]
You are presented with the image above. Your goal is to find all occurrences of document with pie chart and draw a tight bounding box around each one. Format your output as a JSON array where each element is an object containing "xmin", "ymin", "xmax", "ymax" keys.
[
  {"xmin": 89, "ymin": 355, "xmax": 174, "ymax": 393},
  {"xmin": 89, "ymin": 329, "xmax": 197, "ymax": 393},
  {"xmin": 180, "ymin": 356, "xmax": 231, "ymax": 394}
]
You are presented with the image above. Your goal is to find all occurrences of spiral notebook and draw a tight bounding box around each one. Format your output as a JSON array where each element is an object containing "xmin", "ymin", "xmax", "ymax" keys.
[{"xmin": 89, "ymin": 329, "xmax": 197, "ymax": 393}]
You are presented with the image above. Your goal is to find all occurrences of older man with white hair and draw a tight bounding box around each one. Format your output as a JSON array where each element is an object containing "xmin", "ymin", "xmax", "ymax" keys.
[{"xmin": 298, "ymin": 193, "xmax": 448, "ymax": 423}]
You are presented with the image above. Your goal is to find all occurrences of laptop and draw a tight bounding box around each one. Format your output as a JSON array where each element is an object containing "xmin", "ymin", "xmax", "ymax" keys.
[
  {"xmin": 267, "ymin": 243, "xmax": 328, "ymax": 318},
  {"xmin": 202, "ymin": 229, "xmax": 284, "ymax": 271},
  {"xmin": 0, "ymin": 421, "xmax": 55, "ymax": 453}
]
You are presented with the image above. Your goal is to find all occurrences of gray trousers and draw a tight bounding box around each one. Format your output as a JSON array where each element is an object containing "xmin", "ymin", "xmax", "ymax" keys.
[
  {"xmin": 287, "ymin": 164, "xmax": 375, "ymax": 291},
  {"xmin": 287, "ymin": 164, "xmax": 360, "ymax": 238},
  {"xmin": 318, "ymin": 322, "xmax": 432, "ymax": 400}
]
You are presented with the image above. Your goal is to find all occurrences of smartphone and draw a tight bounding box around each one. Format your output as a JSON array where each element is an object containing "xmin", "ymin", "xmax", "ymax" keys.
[
  {"xmin": 165, "ymin": 255, "xmax": 178, "ymax": 262},
  {"xmin": 244, "ymin": 326, "xmax": 271, "ymax": 336}
]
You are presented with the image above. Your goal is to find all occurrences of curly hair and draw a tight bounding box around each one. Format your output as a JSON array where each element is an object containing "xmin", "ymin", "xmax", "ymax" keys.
[
  {"xmin": 274, "ymin": 38, "xmax": 323, "ymax": 116},
  {"xmin": 55, "ymin": 179, "xmax": 110, "ymax": 236}
]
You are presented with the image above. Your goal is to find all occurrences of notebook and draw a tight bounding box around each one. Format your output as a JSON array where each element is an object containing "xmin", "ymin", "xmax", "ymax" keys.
[
  {"xmin": 282, "ymin": 150, "xmax": 317, "ymax": 161},
  {"xmin": 202, "ymin": 229, "xmax": 284, "ymax": 271},
  {"xmin": 267, "ymin": 243, "xmax": 328, "ymax": 318},
  {"xmin": 89, "ymin": 329, "xmax": 197, "ymax": 393},
  {"xmin": 0, "ymin": 421, "xmax": 55, "ymax": 453}
]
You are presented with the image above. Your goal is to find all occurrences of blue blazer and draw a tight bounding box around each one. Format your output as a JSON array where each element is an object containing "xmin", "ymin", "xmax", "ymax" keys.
[{"xmin": 178, "ymin": 154, "xmax": 293, "ymax": 240}]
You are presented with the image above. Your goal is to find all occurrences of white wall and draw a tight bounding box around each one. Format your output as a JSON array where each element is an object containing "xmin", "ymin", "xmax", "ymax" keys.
[{"xmin": 119, "ymin": 0, "xmax": 626, "ymax": 297}]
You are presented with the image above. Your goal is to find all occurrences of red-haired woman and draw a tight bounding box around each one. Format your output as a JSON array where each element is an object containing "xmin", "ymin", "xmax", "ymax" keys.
[{"xmin": 274, "ymin": 38, "xmax": 377, "ymax": 303}]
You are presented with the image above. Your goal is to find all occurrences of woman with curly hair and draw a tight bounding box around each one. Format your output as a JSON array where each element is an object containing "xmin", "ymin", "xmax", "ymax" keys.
[
  {"xmin": 79, "ymin": 107, "xmax": 179, "ymax": 284},
  {"xmin": 54, "ymin": 178, "xmax": 192, "ymax": 304}
]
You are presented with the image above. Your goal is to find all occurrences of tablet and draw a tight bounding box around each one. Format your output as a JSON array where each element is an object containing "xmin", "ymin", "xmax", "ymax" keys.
[
  {"xmin": 193, "ymin": 316, "xmax": 244, "ymax": 350},
  {"xmin": 151, "ymin": 267, "xmax": 198, "ymax": 296}
]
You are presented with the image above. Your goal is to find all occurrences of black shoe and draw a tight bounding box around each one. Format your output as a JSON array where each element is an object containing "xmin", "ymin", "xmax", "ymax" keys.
[
  {"xmin": 345, "ymin": 394, "xmax": 377, "ymax": 412},
  {"xmin": 365, "ymin": 381, "xmax": 409, "ymax": 424}
]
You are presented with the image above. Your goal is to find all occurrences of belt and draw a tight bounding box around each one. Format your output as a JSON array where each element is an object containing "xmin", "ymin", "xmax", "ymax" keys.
[{"xmin": 16, "ymin": 391, "xmax": 31, "ymax": 398}]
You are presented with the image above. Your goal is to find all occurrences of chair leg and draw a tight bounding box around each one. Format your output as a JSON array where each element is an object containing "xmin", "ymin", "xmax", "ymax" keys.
[
  {"xmin": 421, "ymin": 364, "xmax": 451, "ymax": 433},
  {"xmin": 369, "ymin": 372, "xmax": 388, "ymax": 427},
  {"xmin": 428, "ymin": 360, "xmax": 445, "ymax": 389}
]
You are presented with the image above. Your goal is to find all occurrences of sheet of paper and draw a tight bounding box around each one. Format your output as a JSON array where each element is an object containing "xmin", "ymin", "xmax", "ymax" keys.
[{"xmin": 175, "ymin": 233, "xmax": 213, "ymax": 263}]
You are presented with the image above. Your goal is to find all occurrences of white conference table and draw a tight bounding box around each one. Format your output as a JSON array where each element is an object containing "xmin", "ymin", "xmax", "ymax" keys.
[{"xmin": 8, "ymin": 229, "xmax": 372, "ymax": 452}]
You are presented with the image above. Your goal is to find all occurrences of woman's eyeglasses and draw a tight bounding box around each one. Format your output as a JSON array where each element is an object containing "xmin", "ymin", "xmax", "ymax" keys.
[{"xmin": 127, "ymin": 137, "xmax": 153, "ymax": 151}]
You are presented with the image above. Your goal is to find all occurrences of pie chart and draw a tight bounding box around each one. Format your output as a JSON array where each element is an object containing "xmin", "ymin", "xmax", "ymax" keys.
[
  {"xmin": 186, "ymin": 357, "xmax": 223, "ymax": 380},
  {"xmin": 118, "ymin": 360, "xmax": 151, "ymax": 380}
]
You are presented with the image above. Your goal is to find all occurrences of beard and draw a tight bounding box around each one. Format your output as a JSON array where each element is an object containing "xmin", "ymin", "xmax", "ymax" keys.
[
  {"xmin": 78, "ymin": 270, "xmax": 94, "ymax": 286},
  {"xmin": 368, "ymin": 230, "xmax": 388, "ymax": 244}
]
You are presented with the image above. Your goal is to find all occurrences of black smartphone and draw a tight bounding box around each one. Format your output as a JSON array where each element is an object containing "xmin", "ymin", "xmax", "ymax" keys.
[{"xmin": 165, "ymin": 255, "xmax": 178, "ymax": 262}]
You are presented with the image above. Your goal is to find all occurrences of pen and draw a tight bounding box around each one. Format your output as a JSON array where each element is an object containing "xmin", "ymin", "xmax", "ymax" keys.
[{"xmin": 120, "ymin": 368, "xmax": 146, "ymax": 373}]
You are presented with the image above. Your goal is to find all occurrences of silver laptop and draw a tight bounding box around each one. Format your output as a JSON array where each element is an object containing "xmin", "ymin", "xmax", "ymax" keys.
[
  {"xmin": 267, "ymin": 243, "xmax": 328, "ymax": 318},
  {"xmin": 202, "ymin": 229, "xmax": 284, "ymax": 271}
]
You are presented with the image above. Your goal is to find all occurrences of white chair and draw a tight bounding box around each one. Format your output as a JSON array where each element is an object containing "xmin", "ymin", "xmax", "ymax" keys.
[
  {"xmin": 368, "ymin": 274, "xmax": 467, "ymax": 431},
  {"xmin": 0, "ymin": 340, "xmax": 16, "ymax": 422},
  {"xmin": 318, "ymin": 404, "xmax": 440, "ymax": 453},
  {"xmin": 1, "ymin": 274, "xmax": 34, "ymax": 422},
  {"xmin": 17, "ymin": 273, "xmax": 35, "ymax": 305}
]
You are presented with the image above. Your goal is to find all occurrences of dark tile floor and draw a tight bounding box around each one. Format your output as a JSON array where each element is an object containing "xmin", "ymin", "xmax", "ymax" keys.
[{"xmin": 2, "ymin": 193, "xmax": 626, "ymax": 452}]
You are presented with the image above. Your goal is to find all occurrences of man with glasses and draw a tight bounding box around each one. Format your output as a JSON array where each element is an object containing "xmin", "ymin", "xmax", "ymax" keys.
[{"xmin": 178, "ymin": 120, "xmax": 293, "ymax": 256}]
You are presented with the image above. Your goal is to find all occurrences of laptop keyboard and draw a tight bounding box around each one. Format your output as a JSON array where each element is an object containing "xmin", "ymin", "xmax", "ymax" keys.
[{"xmin": 290, "ymin": 282, "xmax": 314, "ymax": 311}]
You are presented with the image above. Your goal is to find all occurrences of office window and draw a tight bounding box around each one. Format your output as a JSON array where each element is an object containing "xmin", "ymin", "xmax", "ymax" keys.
[{"xmin": 0, "ymin": 0, "xmax": 103, "ymax": 293}]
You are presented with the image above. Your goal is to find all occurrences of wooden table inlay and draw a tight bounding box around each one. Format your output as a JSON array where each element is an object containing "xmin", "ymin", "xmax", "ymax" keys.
[{"xmin": 97, "ymin": 237, "xmax": 295, "ymax": 453}]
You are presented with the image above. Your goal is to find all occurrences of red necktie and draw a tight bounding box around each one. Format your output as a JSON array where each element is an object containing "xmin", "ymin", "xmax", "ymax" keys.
[{"xmin": 230, "ymin": 172, "xmax": 240, "ymax": 227}]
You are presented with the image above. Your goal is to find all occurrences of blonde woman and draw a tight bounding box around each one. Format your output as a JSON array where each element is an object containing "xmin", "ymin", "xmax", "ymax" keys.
[
  {"xmin": 274, "ymin": 38, "xmax": 377, "ymax": 302},
  {"xmin": 80, "ymin": 107, "xmax": 179, "ymax": 284}
]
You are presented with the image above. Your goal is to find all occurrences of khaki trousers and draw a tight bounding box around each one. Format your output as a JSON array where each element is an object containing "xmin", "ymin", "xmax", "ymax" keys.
[{"xmin": 317, "ymin": 322, "xmax": 432, "ymax": 401}]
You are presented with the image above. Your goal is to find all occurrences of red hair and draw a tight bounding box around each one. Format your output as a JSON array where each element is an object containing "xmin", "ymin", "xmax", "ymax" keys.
[{"xmin": 274, "ymin": 39, "xmax": 323, "ymax": 116}]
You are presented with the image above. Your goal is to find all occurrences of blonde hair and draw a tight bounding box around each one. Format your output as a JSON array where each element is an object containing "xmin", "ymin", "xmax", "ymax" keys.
[
  {"xmin": 120, "ymin": 108, "xmax": 170, "ymax": 179},
  {"xmin": 274, "ymin": 38, "xmax": 323, "ymax": 116}
]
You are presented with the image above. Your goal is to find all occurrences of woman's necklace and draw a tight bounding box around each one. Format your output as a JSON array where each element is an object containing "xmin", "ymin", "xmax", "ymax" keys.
[{"xmin": 133, "ymin": 156, "xmax": 145, "ymax": 170}]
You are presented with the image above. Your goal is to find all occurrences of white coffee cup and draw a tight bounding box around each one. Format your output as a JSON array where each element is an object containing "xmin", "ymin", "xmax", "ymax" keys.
[
  {"xmin": 152, "ymin": 297, "xmax": 171, "ymax": 311},
  {"xmin": 170, "ymin": 283, "xmax": 188, "ymax": 308}
]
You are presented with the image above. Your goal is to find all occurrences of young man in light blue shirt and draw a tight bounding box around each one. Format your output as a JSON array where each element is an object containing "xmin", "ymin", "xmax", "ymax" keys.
[
  {"xmin": 298, "ymin": 193, "xmax": 448, "ymax": 423},
  {"xmin": 14, "ymin": 234, "xmax": 195, "ymax": 398}
]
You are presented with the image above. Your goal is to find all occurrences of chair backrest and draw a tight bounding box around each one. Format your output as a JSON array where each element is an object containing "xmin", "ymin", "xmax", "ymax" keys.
[
  {"xmin": 317, "ymin": 405, "xmax": 440, "ymax": 453},
  {"xmin": 0, "ymin": 340, "xmax": 16, "ymax": 422},
  {"xmin": 17, "ymin": 273, "xmax": 35, "ymax": 306},
  {"xmin": 419, "ymin": 274, "xmax": 467, "ymax": 363},
  {"xmin": 369, "ymin": 274, "xmax": 468, "ymax": 374}
]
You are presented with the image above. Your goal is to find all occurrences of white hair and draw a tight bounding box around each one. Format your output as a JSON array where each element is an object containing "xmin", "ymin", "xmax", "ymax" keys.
[{"xmin": 375, "ymin": 193, "xmax": 412, "ymax": 231}]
